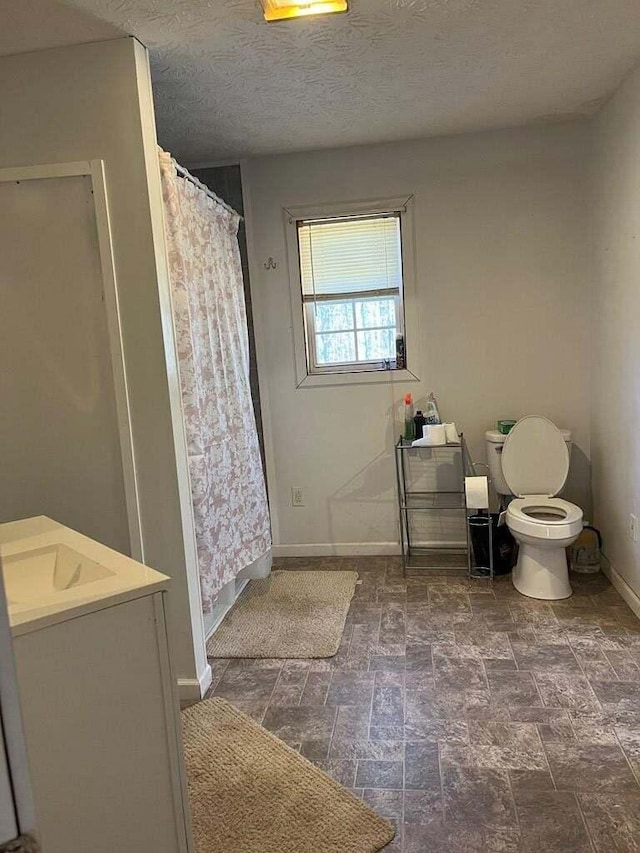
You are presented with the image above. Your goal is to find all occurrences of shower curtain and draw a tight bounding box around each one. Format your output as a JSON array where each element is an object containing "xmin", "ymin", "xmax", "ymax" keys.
[{"xmin": 159, "ymin": 149, "xmax": 271, "ymax": 614}]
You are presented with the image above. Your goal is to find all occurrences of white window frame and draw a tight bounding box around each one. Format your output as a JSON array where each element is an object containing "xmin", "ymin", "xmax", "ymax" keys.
[{"xmin": 284, "ymin": 196, "xmax": 421, "ymax": 388}]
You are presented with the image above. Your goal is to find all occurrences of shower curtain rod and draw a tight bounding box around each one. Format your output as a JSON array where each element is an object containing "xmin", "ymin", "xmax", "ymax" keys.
[{"xmin": 174, "ymin": 162, "xmax": 243, "ymax": 221}]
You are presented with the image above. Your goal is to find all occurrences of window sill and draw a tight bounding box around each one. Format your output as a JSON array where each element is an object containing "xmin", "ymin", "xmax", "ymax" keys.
[{"xmin": 296, "ymin": 367, "xmax": 420, "ymax": 389}]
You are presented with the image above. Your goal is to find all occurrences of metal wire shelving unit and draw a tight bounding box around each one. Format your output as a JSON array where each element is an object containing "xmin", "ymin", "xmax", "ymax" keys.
[{"xmin": 395, "ymin": 434, "xmax": 493, "ymax": 578}]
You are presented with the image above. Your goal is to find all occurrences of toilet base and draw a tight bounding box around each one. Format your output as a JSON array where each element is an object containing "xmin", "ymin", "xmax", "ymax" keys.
[{"xmin": 512, "ymin": 544, "xmax": 572, "ymax": 600}]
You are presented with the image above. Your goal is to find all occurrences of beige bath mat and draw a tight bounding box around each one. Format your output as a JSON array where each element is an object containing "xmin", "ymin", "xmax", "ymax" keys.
[
  {"xmin": 206, "ymin": 570, "xmax": 358, "ymax": 658},
  {"xmin": 182, "ymin": 698, "xmax": 394, "ymax": 853}
]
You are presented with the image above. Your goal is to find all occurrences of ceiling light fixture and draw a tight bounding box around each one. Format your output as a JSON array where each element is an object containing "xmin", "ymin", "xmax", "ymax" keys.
[{"xmin": 260, "ymin": 0, "xmax": 348, "ymax": 22}]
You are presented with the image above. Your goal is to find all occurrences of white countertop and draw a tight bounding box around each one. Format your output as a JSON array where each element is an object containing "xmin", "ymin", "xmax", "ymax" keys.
[{"xmin": 0, "ymin": 517, "xmax": 171, "ymax": 636}]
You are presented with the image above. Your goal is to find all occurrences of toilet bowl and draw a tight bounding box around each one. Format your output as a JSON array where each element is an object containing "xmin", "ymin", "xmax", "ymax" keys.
[
  {"xmin": 507, "ymin": 496, "xmax": 583, "ymax": 599},
  {"xmin": 500, "ymin": 416, "xmax": 583, "ymax": 600}
]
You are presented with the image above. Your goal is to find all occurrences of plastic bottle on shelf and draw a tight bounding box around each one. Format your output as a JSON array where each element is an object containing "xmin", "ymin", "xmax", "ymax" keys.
[
  {"xmin": 413, "ymin": 410, "xmax": 427, "ymax": 441},
  {"xmin": 425, "ymin": 393, "xmax": 441, "ymax": 425},
  {"xmin": 403, "ymin": 392, "xmax": 415, "ymax": 442}
]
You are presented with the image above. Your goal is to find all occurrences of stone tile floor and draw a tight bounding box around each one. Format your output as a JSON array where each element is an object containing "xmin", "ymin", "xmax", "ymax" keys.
[{"xmin": 206, "ymin": 557, "xmax": 640, "ymax": 852}]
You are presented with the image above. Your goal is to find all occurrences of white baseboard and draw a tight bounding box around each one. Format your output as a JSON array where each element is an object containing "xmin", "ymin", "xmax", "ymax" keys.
[
  {"xmin": 178, "ymin": 663, "xmax": 212, "ymax": 706},
  {"xmin": 199, "ymin": 662, "xmax": 213, "ymax": 695},
  {"xmin": 177, "ymin": 677, "xmax": 201, "ymax": 705},
  {"xmin": 272, "ymin": 542, "xmax": 402, "ymax": 557},
  {"xmin": 204, "ymin": 578, "xmax": 250, "ymax": 641},
  {"xmin": 600, "ymin": 553, "xmax": 640, "ymax": 619}
]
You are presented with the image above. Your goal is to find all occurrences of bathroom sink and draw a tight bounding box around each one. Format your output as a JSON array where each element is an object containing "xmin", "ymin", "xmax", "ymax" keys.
[
  {"xmin": 0, "ymin": 516, "xmax": 170, "ymax": 633},
  {"xmin": 3, "ymin": 544, "xmax": 116, "ymax": 606}
]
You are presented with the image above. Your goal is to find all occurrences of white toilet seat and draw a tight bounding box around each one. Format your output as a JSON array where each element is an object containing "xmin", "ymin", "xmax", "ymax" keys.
[{"xmin": 507, "ymin": 496, "xmax": 583, "ymax": 541}]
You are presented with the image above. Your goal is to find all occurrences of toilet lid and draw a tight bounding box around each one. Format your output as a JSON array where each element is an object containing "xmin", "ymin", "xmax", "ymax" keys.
[{"xmin": 501, "ymin": 415, "xmax": 569, "ymax": 497}]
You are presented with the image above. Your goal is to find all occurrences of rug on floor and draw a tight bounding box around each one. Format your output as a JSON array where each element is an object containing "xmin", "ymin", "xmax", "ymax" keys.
[
  {"xmin": 182, "ymin": 698, "xmax": 394, "ymax": 853},
  {"xmin": 206, "ymin": 570, "xmax": 358, "ymax": 658}
]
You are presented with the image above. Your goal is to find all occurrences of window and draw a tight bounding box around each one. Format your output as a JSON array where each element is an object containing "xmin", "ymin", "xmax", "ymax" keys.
[
  {"xmin": 284, "ymin": 197, "xmax": 419, "ymax": 387},
  {"xmin": 297, "ymin": 214, "xmax": 403, "ymax": 374}
]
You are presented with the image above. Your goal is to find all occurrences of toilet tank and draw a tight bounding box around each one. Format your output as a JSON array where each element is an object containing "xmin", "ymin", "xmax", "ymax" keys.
[{"xmin": 485, "ymin": 428, "xmax": 572, "ymax": 497}]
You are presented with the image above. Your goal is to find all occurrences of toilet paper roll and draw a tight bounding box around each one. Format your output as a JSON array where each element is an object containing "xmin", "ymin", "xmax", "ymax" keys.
[
  {"xmin": 421, "ymin": 424, "xmax": 447, "ymax": 446},
  {"xmin": 444, "ymin": 422, "xmax": 460, "ymax": 444},
  {"xmin": 465, "ymin": 476, "xmax": 489, "ymax": 510}
]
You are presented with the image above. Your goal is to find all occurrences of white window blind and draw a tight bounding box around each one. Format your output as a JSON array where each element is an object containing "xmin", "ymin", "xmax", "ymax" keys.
[{"xmin": 298, "ymin": 213, "xmax": 402, "ymax": 300}]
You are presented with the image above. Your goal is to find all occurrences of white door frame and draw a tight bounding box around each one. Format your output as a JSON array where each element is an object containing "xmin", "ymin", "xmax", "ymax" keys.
[{"xmin": 0, "ymin": 160, "xmax": 143, "ymax": 560}]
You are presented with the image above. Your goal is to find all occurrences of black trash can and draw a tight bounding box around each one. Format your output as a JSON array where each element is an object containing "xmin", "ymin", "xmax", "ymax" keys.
[{"xmin": 469, "ymin": 513, "xmax": 516, "ymax": 577}]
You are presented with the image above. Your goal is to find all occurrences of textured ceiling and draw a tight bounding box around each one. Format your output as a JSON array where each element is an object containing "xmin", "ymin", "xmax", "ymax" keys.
[
  {"xmin": 0, "ymin": 0, "xmax": 122, "ymax": 57},
  {"xmin": 14, "ymin": 1, "xmax": 640, "ymax": 161}
]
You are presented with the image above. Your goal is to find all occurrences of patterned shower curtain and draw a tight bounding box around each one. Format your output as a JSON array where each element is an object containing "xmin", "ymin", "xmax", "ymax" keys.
[{"xmin": 159, "ymin": 149, "xmax": 271, "ymax": 613}]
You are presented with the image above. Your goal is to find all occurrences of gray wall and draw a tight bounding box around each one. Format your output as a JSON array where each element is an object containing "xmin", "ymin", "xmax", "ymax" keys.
[
  {"xmin": 591, "ymin": 62, "xmax": 640, "ymax": 600},
  {"xmin": 0, "ymin": 37, "xmax": 206, "ymax": 688},
  {"xmin": 192, "ymin": 165, "xmax": 265, "ymax": 468},
  {"xmin": 244, "ymin": 121, "xmax": 593, "ymax": 555}
]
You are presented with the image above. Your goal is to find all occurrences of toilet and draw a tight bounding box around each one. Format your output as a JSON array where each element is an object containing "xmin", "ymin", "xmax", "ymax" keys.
[{"xmin": 485, "ymin": 416, "xmax": 583, "ymax": 600}]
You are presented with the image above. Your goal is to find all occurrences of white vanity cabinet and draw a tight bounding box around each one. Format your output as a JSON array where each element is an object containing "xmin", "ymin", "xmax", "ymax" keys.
[{"xmin": 0, "ymin": 517, "xmax": 193, "ymax": 853}]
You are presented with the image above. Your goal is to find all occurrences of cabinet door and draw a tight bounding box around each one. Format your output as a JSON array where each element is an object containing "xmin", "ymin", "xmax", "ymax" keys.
[
  {"xmin": 0, "ymin": 557, "xmax": 36, "ymax": 844},
  {"xmin": 13, "ymin": 594, "xmax": 189, "ymax": 853},
  {"xmin": 0, "ymin": 731, "xmax": 18, "ymax": 844}
]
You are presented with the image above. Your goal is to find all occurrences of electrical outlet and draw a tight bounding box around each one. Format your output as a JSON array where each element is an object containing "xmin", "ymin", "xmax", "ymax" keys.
[
  {"xmin": 291, "ymin": 487, "xmax": 305, "ymax": 507},
  {"xmin": 630, "ymin": 514, "xmax": 638, "ymax": 543}
]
